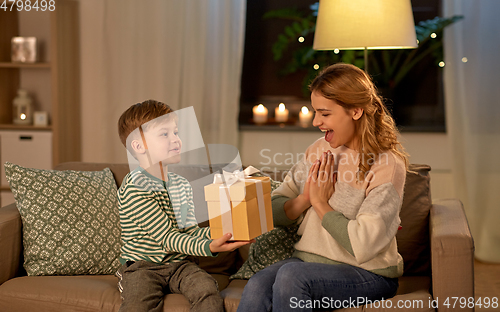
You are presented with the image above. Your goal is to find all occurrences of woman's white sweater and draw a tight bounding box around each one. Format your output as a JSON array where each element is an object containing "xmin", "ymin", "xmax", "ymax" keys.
[{"xmin": 271, "ymin": 138, "xmax": 406, "ymax": 278}]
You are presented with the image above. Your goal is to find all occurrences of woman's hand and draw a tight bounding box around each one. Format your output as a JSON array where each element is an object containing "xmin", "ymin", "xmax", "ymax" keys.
[
  {"xmin": 301, "ymin": 159, "xmax": 318, "ymax": 202},
  {"xmin": 283, "ymin": 159, "xmax": 317, "ymax": 220},
  {"xmin": 209, "ymin": 233, "xmax": 253, "ymax": 253},
  {"xmin": 309, "ymin": 151, "xmax": 337, "ymax": 219}
]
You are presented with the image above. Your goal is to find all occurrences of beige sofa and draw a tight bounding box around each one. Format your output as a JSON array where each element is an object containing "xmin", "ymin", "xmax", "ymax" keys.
[{"xmin": 0, "ymin": 162, "xmax": 474, "ymax": 312}]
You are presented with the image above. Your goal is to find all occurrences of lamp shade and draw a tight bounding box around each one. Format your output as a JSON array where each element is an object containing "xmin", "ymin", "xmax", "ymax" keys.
[{"xmin": 313, "ymin": 0, "xmax": 417, "ymax": 50}]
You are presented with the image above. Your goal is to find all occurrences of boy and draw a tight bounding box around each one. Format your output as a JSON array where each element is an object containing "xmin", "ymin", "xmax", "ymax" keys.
[{"xmin": 116, "ymin": 100, "xmax": 248, "ymax": 312}]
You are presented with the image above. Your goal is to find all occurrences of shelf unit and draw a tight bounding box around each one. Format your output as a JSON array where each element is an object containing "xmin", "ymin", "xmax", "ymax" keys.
[
  {"xmin": 0, "ymin": 62, "xmax": 51, "ymax": 68},
  {"xmin": 0, "ymin": 1, "xmax": 81, "ymax": 167},
  {"xmin": 0, "ymin": 128, "xmax": 53, "ymax": 207},
  {"xmin": 0, "ymin": 124, "xmax": 51, "ymax": 131},
  {"xmin": 0, "ymin": 1, "xmax": 80, "ymax": 206}
]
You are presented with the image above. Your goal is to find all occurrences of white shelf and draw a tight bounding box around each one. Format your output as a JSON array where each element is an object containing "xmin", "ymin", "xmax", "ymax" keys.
[{"xmin": 0, "ymin": 62, "xmax": 51, "ymax": 69}]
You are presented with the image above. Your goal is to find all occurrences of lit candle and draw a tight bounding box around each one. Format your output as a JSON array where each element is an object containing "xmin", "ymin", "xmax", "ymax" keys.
[
  {"xmin": 253, "ymin": 104, "xmax": 268, "ymax": 124},
  {"xmin": 299, "ymin": 106, "xmax": 313, "ymax": 127},
  {"xmin": 275, "ymin": 103, "xmax": 289, "ymax": 123}
]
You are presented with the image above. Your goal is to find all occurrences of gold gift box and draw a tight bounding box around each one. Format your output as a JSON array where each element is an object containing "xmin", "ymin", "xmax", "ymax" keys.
[{"xmin": 204, "ymin": 176, "xmax": 274, "ymax": 241}]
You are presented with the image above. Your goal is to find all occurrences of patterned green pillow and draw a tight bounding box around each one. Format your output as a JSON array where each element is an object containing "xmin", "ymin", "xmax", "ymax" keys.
[
  {"xmin": 230, "ymin": 225, "xmax": 300, "ymax": 280},
  {"xmin": 4, "ymin": 162, "xmax": 121, "ymax": 276},
  {"xmin": 230, "ymin": 175, "xmax": 300, "ymax": 280}
]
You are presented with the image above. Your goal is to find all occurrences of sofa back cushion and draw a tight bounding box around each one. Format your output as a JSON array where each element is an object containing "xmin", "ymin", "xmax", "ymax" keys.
[
  {"xmin": 397, "ymin": 164, "xmax": 432, "ymax": 276},
  {"xmin": 53, "ymin": 162, "xmax": 432, "ymax": 277}
]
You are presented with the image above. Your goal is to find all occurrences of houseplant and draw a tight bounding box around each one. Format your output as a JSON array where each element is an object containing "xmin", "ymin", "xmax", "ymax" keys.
[{"xmin": 265, "ymin": 3, "xmax": 463, "ymax": 96}]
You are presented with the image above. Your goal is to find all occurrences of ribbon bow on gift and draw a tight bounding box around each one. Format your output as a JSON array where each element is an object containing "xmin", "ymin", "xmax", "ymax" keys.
[{"xmin": 212, "ymin": 166, "xmax": 261, "ymax": 186}]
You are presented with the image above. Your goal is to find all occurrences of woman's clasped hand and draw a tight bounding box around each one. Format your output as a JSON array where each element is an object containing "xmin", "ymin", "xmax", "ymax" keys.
[{"xmin": 306, "ymin": 150, "xmax": 337, "ymax": 219}]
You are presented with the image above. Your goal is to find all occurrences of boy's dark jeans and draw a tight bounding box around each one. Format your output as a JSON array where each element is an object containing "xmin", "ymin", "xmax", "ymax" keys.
[{"xmin": 116, "ymin": 260, "xmax": 223, "ymax": 312}]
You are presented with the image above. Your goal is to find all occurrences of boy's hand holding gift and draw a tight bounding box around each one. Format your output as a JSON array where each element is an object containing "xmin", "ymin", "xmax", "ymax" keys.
[{"xmin": 209, "ymin": 233, "xmax": 254, "ymax": 253}]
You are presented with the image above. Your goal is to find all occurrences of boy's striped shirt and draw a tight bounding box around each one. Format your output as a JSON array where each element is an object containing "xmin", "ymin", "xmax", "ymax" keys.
[{"xmin": 118, "ymin": 168, "xmax": 212, "ymax": 264}]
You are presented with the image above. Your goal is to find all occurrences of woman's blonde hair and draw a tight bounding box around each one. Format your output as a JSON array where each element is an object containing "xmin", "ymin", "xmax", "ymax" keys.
[{"xmin": 309, "ymin": 63, "xmax": 409, "ymax": 180}]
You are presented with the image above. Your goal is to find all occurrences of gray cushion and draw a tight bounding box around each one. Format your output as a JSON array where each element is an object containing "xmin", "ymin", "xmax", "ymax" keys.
[{"xmin": 397, "ymin": 164, "xmax": 432, "ymax": 276}]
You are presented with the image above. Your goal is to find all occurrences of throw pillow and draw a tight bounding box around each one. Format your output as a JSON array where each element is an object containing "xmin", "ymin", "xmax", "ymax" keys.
[
  {"xmin": 229, "ymin": 225, "xmax": 300, "ymax": 280},
  {"xmin": 4, "ymin": 162, "xmax": 122, "ymax": 276},
  {"xmin": 397, "ymin": 164, "xmax": 432, "ymax": 276}
]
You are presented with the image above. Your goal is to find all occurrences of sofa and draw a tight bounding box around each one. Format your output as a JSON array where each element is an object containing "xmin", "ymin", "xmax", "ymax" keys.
[{"xmin": 0, "ymin": 162, "xmax": 474, "ymax": 312}]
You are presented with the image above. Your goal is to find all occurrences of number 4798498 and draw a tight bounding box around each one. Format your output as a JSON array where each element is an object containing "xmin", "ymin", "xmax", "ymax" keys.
[
  {"xmin": 1, "ymin": 0, "xmax": 55, "ymax": 11},
  {"xmin": 443, "ymin": 297, "xmax": 498, "ymax": 309}
]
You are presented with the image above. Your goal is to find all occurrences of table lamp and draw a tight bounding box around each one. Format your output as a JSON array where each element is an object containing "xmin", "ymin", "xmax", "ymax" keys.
[{"xmin": 313, "ymin": 0, "xmax": 417, "ymax": 72}]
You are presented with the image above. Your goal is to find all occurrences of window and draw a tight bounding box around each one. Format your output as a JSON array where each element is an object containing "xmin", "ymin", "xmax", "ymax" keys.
[{"xmin": 239, "ymin": 0, "xmax": 445, "ymax": 132}]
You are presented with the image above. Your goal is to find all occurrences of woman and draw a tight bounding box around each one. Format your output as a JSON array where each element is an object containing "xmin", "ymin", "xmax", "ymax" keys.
[{"xmin": 237, "ymin": 63, "xmax": 409, "ymax": 312}]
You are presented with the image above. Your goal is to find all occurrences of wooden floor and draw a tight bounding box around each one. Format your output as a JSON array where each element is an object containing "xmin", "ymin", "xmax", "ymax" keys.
[{"xmin": 475, "ymin": 259, "xmax": 500, "ymax": 311}]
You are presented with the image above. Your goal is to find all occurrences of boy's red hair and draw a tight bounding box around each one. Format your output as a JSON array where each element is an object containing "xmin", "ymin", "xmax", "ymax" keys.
[{"xmin": 118, "ymin": 99, "xmax": 173, "ymax": 149}]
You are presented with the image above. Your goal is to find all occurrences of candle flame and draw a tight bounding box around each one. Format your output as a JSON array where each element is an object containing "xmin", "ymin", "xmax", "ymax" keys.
[
  {"xmin": 20, "ymin": 113, "xmax": 26, "ymax": 120},
  {"xmin": 257, "ymin": 104, "xmax": 266, "ymax": 112},
  {"xmin": 278, "ymin": 103, "xmax": 285, "ymax": 111},
  {"xmin": 301, "ymin": 106, "xmax": 309, "ymax": 114}
]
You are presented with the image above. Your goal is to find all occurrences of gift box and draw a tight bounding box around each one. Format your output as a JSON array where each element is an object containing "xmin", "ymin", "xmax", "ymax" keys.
[{"xmin": 204, "ymin": 173, "xmax": 274, "ymax": 241}]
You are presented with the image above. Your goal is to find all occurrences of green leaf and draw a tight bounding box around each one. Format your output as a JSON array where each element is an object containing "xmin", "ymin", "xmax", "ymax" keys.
[
  {"xmin": 285, "ymin": 26, "xmax": 296, "ymax": 39},
  {"xmin": 354, "ymin": 59, "xmax": 364, "ymax": 69},
  {"xmin": 302, "ymin": 18, "xmax": 311, "ymax": 31},
  {"xmin": 301, "ymin": 47, "xmax": 316, "ymax": 64},
  {"xmin": 292, "ymin": 22, "xmax": 302, "ymax": 33},
  {"xmin": 272, "ymin": 45, "xmax": 282, "ymax": 61},
  {"xmin": 281, "ymin": 60, "xmax": 300, "ymax": 75},
  {"xmin": 415, "ymin": 15, "xmax": 464, "ymax": 41},
  {"xmin": 278, "ymin": 34, "xmax": 288, "ymax": 43},
  {"xmin": 341, "ymin": 50, "xmax": 355, "ymax": 64}
]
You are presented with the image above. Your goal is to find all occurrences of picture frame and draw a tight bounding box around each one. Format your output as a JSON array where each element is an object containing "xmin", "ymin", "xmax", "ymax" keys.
[
  {"xmin": 11, "ymin": 37, "xmax": 37, "ymax": 63},
  {"xmin": 33, "ymin": 111, "xmax": 49, "ymax": 127}
]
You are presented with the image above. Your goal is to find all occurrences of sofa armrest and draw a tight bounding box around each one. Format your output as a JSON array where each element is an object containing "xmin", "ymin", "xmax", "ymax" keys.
[
  {"xmin": 430, "ymin": 199, "xmax": 474, "ymax": 311},
  {"xmin": 0, "ymin": 203, "xmax": 22, "ymax": 285}
]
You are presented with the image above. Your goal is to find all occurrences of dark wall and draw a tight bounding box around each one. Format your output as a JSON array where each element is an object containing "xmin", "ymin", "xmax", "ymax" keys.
[{"xmin": 240, "ymin": 0, "xmax": 317, "ymax": 101}]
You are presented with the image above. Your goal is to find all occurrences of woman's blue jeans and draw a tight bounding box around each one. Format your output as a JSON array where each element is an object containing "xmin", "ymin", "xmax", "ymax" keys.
[{"xmin": 236, "ymin": 258, "xmax": 398, "ymax": 312}]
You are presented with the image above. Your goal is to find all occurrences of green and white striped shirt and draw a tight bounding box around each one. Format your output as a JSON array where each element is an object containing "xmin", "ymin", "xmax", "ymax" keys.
[{"xmin": 118, "ymin": 167, "xmax": 213, "ymax": 264}]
